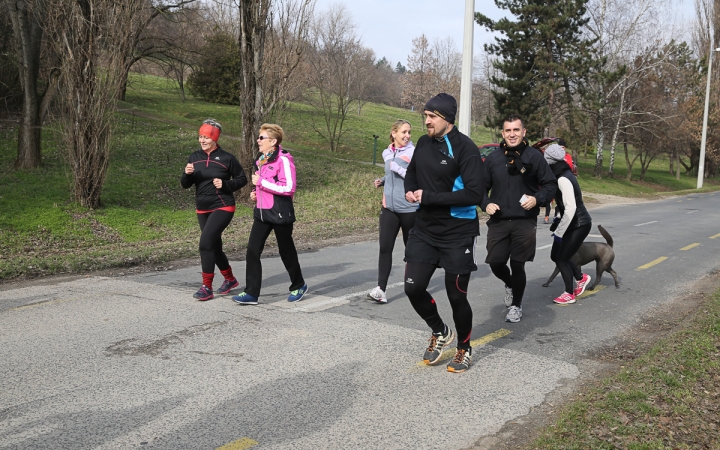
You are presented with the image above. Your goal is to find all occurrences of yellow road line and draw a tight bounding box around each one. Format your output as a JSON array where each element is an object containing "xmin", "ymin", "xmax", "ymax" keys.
[
  {"xmin": 636, "ymin": 256, "xmax": 668, "ymax": 271},
  {"xmin": 680, "ymin": 243, "xmax": 700, "ymax": 251},
  {"xmin": 415, "ymin": 328, "xmax": 512, "ymax": 368},
  {"xmin": 577, "ymin": 284, "xmax": 606, "ymax": 299},
  {"xmin": 710, "ymin": 233, "xmax": 720, "ymax": 239},
  {"xmin": 216, "ymin": 437, "xmax": 258, "ymax": 450}
]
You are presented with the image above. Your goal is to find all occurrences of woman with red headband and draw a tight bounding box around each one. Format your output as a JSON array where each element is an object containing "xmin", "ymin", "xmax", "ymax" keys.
[{"xmin": 181, "ymin": 119, "xmax": 247, "ymax": 301}]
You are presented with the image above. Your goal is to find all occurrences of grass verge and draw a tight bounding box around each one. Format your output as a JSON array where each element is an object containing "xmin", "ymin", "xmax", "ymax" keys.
[{"xmin": 530, "ymin": 288, "xmax": 720, "ymax": 449}]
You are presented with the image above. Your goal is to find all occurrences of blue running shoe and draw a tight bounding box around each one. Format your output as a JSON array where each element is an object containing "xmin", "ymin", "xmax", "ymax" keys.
[
  {"xmin": 287, "ymin": 284, "xmax": 308, "ymax": 302},
  {"xmin": 232, "ymin": 292, "xmax": 259, "ymax": 305}
]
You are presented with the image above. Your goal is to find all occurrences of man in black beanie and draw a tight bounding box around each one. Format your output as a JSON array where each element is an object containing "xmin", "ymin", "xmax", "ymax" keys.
[
  {"xmin": 481, "ymin": 115, "xmax": 557, "ymax": 323},
  {"xmin": 403, "ymin": 93, "xmax": 484, "ymax": 373}
]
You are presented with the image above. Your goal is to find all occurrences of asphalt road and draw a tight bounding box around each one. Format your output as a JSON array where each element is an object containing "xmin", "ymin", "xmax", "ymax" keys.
[{"xmin": 1, "ymin": 192, "xmax": 720, "ymax": 449}]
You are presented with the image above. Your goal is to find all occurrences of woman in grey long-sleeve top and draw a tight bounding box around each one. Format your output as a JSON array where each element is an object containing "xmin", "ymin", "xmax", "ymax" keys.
[{"xmin": 367, "ymin": 120, "xmax": 418, "ymax": 304}]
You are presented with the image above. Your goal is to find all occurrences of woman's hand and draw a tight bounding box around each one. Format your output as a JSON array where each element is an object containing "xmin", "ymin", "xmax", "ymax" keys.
[
  {"xmin": 250, "ymin": 190, "xmax": 256, "ymax": 201},
  {"xmin": 185, "ymin": 163, "xmax": 194, "ymax": 175},
  {"xmin": 374, "ymin": 178, "xmax": 382, "ymax": 188},
  {"xmin": 213, "ymin": 178, "xmax": 223, "ymax": 189},
  {"xmin": 252, "ymin": 173, "xmax": 260, "ymax": 186}
]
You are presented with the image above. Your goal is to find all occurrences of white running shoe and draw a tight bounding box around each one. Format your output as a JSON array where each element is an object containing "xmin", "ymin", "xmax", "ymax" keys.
[
  {"xmin": 504, "ymin": 285, "xmax": 513, "ymax": 308},
  {"xmin": 506, "ymin": 305, "xmax": 522, "ymax": 323},
  {"xmin": 367, "ymin": 286, "xmax": 387, "ymax": 303}
]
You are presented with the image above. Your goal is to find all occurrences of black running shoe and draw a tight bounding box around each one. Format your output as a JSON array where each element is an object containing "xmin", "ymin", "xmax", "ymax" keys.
[
  {"xmin": 193, "ymin": 285, "xmax": 214, "ymax": 301},
  {"xmin": 217, "ymin": 278, "xmax": 239, "ymax": 295}
]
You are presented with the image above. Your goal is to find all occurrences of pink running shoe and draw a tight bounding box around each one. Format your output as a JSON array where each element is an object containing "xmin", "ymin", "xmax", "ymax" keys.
[
  {"xmin": 553, "ymin": 292, "xmax": 576, "ymax": 305},
  {"xmin": 573, "ymin": 273, "xmax": 591, "ymax": 297}
]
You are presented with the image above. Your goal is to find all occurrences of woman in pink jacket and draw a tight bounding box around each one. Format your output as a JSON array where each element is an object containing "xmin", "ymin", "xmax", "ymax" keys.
[{"xmin": 232, "ymin": 124, "xmax": 307, "ymax": 305}]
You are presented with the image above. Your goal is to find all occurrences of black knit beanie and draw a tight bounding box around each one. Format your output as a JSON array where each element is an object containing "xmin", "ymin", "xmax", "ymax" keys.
[{"xmin": 424, "ymin": 93, "xmax": 457, "ymax": 124}]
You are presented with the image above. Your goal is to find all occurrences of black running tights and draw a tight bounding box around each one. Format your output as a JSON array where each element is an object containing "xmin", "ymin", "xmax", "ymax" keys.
[
  {"xmin": 489, "ymin": 260, "xmax": 526, "ymax": 307},
  {"xmin": 197, "ymin": 210, "xmax": 234, "ymax": 274},
  {"xmin": 550, "ymin": 223, "xmax": 592, "ymax": 293},
  {"xmin": 245, "ymin": 220, "xmax": 305, "ymax": 297},
  {"xmin": 404, "ymin": 262, "xmax": 473, "ymax": 349},
  {"xmin": 377, "ymin": 208, "xmax": 416, "ymax": 290}
]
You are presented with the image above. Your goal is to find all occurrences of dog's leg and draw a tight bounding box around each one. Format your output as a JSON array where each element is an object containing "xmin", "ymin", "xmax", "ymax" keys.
[
  {"xmin": 607, "ymin": 267, "xmax": 620, "ymax": 287},
  {"xmin": 588, "ymin": 263, "xmax": 604, "ymax": 290},
  {"xmin": 543, "ymin": 267, "xmax": 560, "ymax": 287}
]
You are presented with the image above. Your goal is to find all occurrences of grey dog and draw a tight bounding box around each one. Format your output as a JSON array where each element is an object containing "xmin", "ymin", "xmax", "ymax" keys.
[{"xmin": 542, "ymin": 224, "xmax": 619, "ymax": 290}]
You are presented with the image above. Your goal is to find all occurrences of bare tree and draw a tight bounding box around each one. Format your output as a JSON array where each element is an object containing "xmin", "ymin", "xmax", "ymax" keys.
[
  {"xmin": 47, "ymin": 0, "xmax": 144, "ymax": 208},
  {"xmin": 4, "ymin": 0, "xmax": 58, "ymax": 169},
  {"xmin": 401, "ymin": 34, "xmax": 462, "ymax": 116},
  {"xmin": 238, "ymin": 0, "xmax": 315, "ymax": 170},
  {"xmin": 116, "ymin": 0, "xmax": 197, "ymax": 101},
  {"xmin": 144, "ymin": 4, "xmax": 205, "ymax": 100},
  {"xmin": 401, "ymin": 34, "xmax": 434, "ymax": 112},
  {"xmin": 303, "ymin": 4, "xmax": 366, "ymax": 152},
  {"xmin": 584, "ymin": 0, "xmax": 668, "ymax": 177}
]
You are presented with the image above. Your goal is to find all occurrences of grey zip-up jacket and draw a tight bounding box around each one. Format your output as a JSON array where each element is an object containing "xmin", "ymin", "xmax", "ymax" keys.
[{"xmin": 379, "ymin": 142, "xmax": 418, "ymax": 213}]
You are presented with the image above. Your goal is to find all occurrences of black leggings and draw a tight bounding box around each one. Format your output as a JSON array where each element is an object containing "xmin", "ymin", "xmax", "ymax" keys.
[
  {"xmin": 197, "ymin": 210, "xmax": 234, "ymax": 274},
  {"xmin": 404, "ymin": 262, "xmax": 473, "ymax": 349},
  {"xmin": 377, "ymin": 208, "xmax": 416, "ymax": 290},
  {"xmin": 245, "ymin": 220, "xmax": 305, "ymax": 297},
  {"xmin": 489, "ymin": 260, "xmax": 527, "ymax": 307},
  {"xmin": 551, "ymin": 223, "xmax": 592, "ymax": 293}
]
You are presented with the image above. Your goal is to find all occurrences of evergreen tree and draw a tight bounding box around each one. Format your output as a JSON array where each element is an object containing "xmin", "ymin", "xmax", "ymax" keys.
[
  {"xmin": 187, "ymin": 32, "xmax": 241, "ymax": 105},
  {"xmin": 476, "ymin": 0, "xmax": 597, "ymax": 139}
]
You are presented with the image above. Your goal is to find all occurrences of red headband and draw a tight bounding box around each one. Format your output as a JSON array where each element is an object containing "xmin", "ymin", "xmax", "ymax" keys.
[{"xmin": 199, "ymin": 124, "xmax": 220, "ymax": 142}]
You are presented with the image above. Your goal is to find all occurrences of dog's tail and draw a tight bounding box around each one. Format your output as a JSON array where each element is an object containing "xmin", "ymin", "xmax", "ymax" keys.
[{"xmin": 597, "ymin": 224, "xmax": 613, "ymax": 248}]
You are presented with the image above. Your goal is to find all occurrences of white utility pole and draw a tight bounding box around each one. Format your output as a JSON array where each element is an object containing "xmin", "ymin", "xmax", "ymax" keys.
[
  {"xmin": 698, "ymin": 41, "xmax": 719, "ymax": 189},
  {"xmin": 458, "ymin": 0, "xmax": 475, "ymax": 136}
]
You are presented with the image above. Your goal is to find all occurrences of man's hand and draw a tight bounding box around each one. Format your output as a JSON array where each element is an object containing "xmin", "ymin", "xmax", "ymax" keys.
[
  {"xmin": 520, "ymin": 195, "xmax": 537, "ymax": 210},
  {"xmin": 412, "ymin": 189, "xmax": 423, "ymax": 204},
  {"xmin": 486, "ymin": 203, "xmax": 500, "ymax": 215},
  {"xmin": 406, "ymin": 189, "xmax": 423, "ymax": 203},
  {"xmin": 213, "ymin": 178, "xmax": 223, "ymax": 189}
]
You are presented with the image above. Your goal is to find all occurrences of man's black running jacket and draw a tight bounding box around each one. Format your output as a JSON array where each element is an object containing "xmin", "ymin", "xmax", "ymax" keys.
[{"xmin": 404, "ymin": 126, "xmax": 484, "ymax": 243}]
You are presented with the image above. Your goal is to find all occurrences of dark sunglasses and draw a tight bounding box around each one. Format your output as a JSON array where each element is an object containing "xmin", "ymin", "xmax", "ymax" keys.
[{"xmin": 257, "ymin": 135, "xmax": 273, "ymax": 141}]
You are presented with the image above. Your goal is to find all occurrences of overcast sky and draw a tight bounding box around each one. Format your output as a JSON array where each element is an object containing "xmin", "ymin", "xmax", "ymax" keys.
[{"xmin": 312, "ymin": 0, "xmax": 697, "ymax": 68}]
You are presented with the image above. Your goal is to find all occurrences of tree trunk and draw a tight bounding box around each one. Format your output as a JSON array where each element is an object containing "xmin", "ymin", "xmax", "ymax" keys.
[
  {"xmin": 7, "ymin": 0, "xmax": 46, "ymax": 169},
  {"xmin": 624, "ymin": 141, "xmax": 633, "ymax": 181},
  {"xmin": 593, "ymin": 111, "xmax": 604, "ymax": 177},
  {"xmin": 238, "ymin": 0, "xmax": 269, "ymax": 175}
]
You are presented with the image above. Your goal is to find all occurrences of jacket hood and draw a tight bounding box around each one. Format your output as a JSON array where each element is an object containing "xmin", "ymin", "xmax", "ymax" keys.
[{"xmin": 386, "ymin": 141, "xmax": 415, "ymax": 152}]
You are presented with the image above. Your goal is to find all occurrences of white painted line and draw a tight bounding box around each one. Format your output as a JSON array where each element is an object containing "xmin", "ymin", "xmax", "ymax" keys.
[
  {"xmin": 634, "ymin": 221, "xmax": 658, "ymax": 227},
  {"xmin": 687, "ymin": 210, "xmax": 698, "ymax": 214},
  {"xmin": 537, "ymin": 244, "xmax": 552, "ymax": 250},
  {"xmin": 273, "ymin": 282, "xmax": 405, "ymax": 313},
  {"xmin": 587, "ymin": 234, "xmax": 602, "ymax": 238}
]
